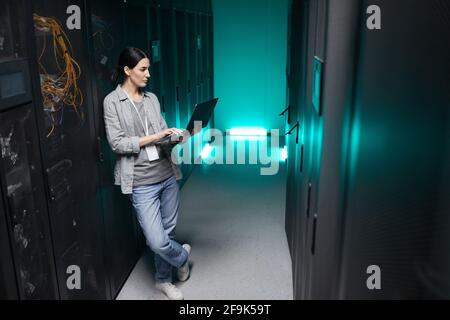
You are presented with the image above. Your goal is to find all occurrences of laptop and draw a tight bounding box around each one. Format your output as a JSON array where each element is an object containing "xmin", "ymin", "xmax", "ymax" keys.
[{"xmin": 156, "ymin": 97, "xmax": 219, "ymax": 144}]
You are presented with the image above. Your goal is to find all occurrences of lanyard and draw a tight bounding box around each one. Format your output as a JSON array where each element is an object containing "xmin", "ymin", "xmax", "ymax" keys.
[
  {"xmin": 124, "ymin": 91, "xmax": 149, "ymax": 135},
  {"xmin": 123, "ymin": 90, "xmax": 159, "ymax": 161}
]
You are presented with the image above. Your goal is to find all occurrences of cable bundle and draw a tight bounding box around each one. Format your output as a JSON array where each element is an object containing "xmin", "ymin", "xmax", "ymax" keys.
[
  {"xmin": 33, "ymin": 13, "xmax": 84, "ymax": 137},
  {"xmin": 92, "ymin": 14, "xmax": 115, "ymax": 52}
]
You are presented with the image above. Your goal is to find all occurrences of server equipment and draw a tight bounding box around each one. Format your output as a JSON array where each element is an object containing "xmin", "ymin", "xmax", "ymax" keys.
[
  {"xmin": 0, "ymin": 0, "xmax": 214, "ymax": 300},
  {"xmin": 285, "ymin": 0, "xmax": 450, "ymax": 299}
]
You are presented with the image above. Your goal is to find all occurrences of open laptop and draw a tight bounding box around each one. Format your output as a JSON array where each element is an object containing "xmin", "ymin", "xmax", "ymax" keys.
[{"xmin": 156, "ymin": 97, "xmax": 219, "ymax": 144}]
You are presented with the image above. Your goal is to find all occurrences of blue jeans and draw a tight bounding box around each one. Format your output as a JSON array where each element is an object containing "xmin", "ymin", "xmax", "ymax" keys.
[{"xmin": 131, "ymin": 175, "xmax": 188, "ymax": 283}]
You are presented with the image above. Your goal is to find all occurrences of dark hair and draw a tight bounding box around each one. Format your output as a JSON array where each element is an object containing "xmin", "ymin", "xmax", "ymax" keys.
[{"xmin": 111, "ymin": 47, "xmax": 149, "ymax": 83}]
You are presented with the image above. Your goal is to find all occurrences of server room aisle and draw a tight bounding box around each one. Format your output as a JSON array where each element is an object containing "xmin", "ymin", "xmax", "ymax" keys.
[{"xmin": 117, "ymin": 160, "xmax": 292, "ymax": 300}]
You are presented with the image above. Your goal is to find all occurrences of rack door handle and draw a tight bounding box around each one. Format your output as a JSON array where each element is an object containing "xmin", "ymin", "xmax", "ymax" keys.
[
  {"xmin": 280, "ymin": 106, "xmax": 290, "ymax": 116},
  {"xmin": 285, "ymin": 121, "xmax": 299, "ymax": 144},
  {"xmin": 306, "ymin": 183, "xmax": 312, "ymax": 219},
  {"xmin": 311, "ymin": 213, "xmax": 318, "ymax": 255},
  {"xmin": 280, "ymin": 105, "xmax": 292, "ymax": 124}
]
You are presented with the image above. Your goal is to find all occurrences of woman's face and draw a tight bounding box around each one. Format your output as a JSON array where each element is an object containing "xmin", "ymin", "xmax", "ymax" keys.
[{"xmin": 125, "ymin": 58, "xmax": 150, "ymax": 88}]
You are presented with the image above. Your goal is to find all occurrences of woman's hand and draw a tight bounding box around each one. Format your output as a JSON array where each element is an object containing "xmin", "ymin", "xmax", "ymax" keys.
[
  {"xmin": 158, "ymin": 128, "xmax": 180, "ymax": 140},
  {"xmin": 173, "ymin": 130, "xmax": 191, "ymax": 145},
  {"xmin": 139, "ymin": 128, "xmax": 178, "ymax": 147},
  {"xmin": 158, "ymin": 128, "xmax": 172, "ymax": 140}
]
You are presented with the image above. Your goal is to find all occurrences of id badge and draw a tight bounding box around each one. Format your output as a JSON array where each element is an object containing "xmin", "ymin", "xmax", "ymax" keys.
[{"xmin": 145, "ymin": 145, "xmax": 159, "ymax": 161}]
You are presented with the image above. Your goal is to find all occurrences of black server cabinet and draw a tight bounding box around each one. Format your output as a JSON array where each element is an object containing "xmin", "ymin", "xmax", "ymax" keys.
[
  {"xmin": 288, "ymin": 0, "xmax": 450, "ymax": 300},
  {"xmin": 307, "ymin": 0, "xmax": 360, "ymax": 300},
  {"xmin": 337, "ymin": 0, "xmax": 450, "ymax": 299},
  {"xmin": 123, "ymin": 1, "xmax": 151, "ymax": 56},
  {"xmin": 280, "ymin": 1, "xmax": 300, "ymax": 298},
  {"xmin": 188, "ymin": 12, "xmax": 199, "ymax": 108},
  {"xmin": 0, "ymin": 0, "xmax": 59, "ymax": 299},
  {"xmin": 160, "ymin": 7, "xmax": 179, "ymax": 129},
  {"xmin": 285, "ymin": 0, "xmax": 328, "ymax": 300},
  {"xmin": 196, "ymin": 13, "xmax": 213, "ymax": 147},
  {"xmin": 289, "ymin": 0, "xmax": 313, "ymax": 301},
  {"xmin": 297, "ymin": 0, "xmax": 327, "ymax": 300},
  {"xmin": 207, "ymin": 14, "xmax": 215, "ymax": 129},
  {"xmin": 285, "ymin": 0, "xmax": 301, "ymax": 254},
  {"xmin": 181, "ymin": 10, "xmax": 194, "ymax": 119},
  {"xmin": 187, "ymin": 12, "xmax": 200, "ymax": 161},
  {"xmin": 175, "ymin": 9, "xmax": 194, "ymax": 183},
  {"xmin": 88, "ymin": 0, "xmax": 142, "ymax": 299},
  {"xmin": 0, "ymin": 104, "xmax": 59, "ymax": 299},
  {"xmin": 204, "ymin": 14, "xmax": 210, "ymax": 103},
  {"xmin": 0, "ymin": 0, "xmax": 212, "ymax": 300},
  {"xmin": 287, "ymin": 0, "xmax": 365, "ymax": 300},
  {"xmin": 0, "ymin": 189, "xmax": 18, "ymax": 299},
  {"xmin": 199, "ymin": 13, "xmax": 211, "ymax": 104},
  {"xmin": 30, "ymin": 0, "xmax": 109, "ymax": 299},
  {"xmin": 175, "ymin": 10, "xmax": 190, "ymax": 131},
  {"xmin": 197, "ymin": 14, "xmax": 206, "ymax": 104},
  {"xmin": 149, "ymin": 5, "xmax": 164, "ymax": 100},
  {"xmin": 284, "ymin": 0, "xmax": 294, "ymax": 254},
  {"xmin": 206, "ymin": 14, "xmax": 214, "ymax": 101},
  {"xmin": 202, "ymin": 14, "xmax": 209, "ymax": 103}
]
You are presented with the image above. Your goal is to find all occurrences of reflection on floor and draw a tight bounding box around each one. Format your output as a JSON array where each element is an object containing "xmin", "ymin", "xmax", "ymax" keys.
[{"xmin": 117, "ymin": 141, "xmax": 292, "ymax": 300}]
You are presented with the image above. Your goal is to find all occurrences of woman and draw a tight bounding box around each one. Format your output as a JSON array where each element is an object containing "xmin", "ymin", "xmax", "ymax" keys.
[{"xmin": 103, "ymin": 47, "xmax": 190, "ymax": 300}]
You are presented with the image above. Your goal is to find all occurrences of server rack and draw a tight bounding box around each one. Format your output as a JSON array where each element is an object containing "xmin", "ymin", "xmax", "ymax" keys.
[
  {"xmin": 175, "ymin": 9, "xmax": 194, "ymax": 183},
  {"xmin": 198, "ymin": 12, "xmax": 214, "ymax": 140},
  {"xmin": 298, "ymin": 0, "xmax": 327, "ymax": 300},
  {"xmin": 175, "ymin": 10, "xmax": 190, "ymax": 133},
  {"xmin": 284, "ymin": 0, "xmax": 308, "ymax": 300},
  {"xmin": 87, "ymin": 0, "xmax": 143, "ymax": 299},
  {"xmin": 198, "ymin": 14, "xmax": 206, "ymax": 104},
  {"xmin": 307, "ymin": 0, "xmax": 360, "ymax": 300},
  {"xmin": 123, "ymin": 1, "xmax": 151, "ymax": 55},
  {"xmin": 1, "ymin": 0, "xmax": 213, "ymax": 300},
  {"xmin": 188, "ymin": 12, "xmax": 200, "ymax": 109},
  {"xmin": 337, "ymin": 0, "xmax": 450, "ymax": 299},
  {"xmin": 0, "ymin": 0, "xmax": 59, "ymax": 299},
  {"xmin": 207, "ymin": 14, "xmax": 215, "ymax": 129},
  {"xmin": 286, "ymin": 0, "xmax": 450, "ymax": 300},
  {"xmin": 0, "ymin": 104, "xmax": 60, "ymax": 299},
  {"xmin": 149, "ymin": 4, "xmax": 164, "ymax": 100},
  {"xmin": 284, "ymin": 0, "xmax": 299, "ymax": 255},
  {"xmin": 286, "ymin": 0, "xmax": 345, "ymax": 300},
  {"xmin": 0, "ymin": 187, "xmax": 18, "ymax": 299},
  {"xmin": 160, "ymin": 7, "xmax": 179, "ymax": 129},
  {"xmin": 30, "ymin": 0, "xmax": 110, "ymax": 299}
]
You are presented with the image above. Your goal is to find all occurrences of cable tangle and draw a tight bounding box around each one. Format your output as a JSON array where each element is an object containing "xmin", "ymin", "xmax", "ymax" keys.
[{"xmin": 33, "ymin": 13, "xmax": 84, "ymax": 138}]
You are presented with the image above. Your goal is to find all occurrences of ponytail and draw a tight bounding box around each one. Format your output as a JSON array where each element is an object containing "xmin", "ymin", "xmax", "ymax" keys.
[{"xmin": 113, "ymin": 47, "xmax": 149, "ymax": 83}]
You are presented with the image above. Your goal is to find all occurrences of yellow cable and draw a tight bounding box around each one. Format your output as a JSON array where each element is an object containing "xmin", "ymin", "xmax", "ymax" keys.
[{"xmin": 33, "ymin": 13, "xmax": 85, "ymax": 136}]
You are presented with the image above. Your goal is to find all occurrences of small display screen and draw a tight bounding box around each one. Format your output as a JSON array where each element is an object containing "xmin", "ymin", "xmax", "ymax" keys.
[
  {"xmin": 0, "ymin": 71, "xmax": 26, "ymax": 99},
  {"xmin": 152, "ymin": 41, "xmax": 161, "ymax": 63},
  {"xmin": 312, "ymin": 57, "xmax": 323, "ymax": 115}
]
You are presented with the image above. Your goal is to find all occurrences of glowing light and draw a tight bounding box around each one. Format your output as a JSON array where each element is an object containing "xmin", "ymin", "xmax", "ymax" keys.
[
  {"xmin": 280, "ymin": 146, "xmax": 288, "ymax": 161},
  {"xmin": 229, "ymin": 127, "xmax": 267, "ymax": 136},
  {"xmin": 200, "ymin": 144, "xmax": 213, "ymax": 159},
  {"xmin": 230, "ymin": 136, "xmax": 266, "ymax": 142}
]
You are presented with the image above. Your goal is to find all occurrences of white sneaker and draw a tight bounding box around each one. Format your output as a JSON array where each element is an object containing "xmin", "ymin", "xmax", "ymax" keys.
[
  {"xmin": 155, "ymin": 282, "xmax": 184, "ymax": 300},
  {"xmin": 177, "ymin": 244, "xmax": 191, "ymax": 282}
]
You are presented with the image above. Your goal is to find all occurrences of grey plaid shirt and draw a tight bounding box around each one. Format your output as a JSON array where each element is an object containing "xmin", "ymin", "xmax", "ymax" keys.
[{"xmin": 103, "ymin": 85, "xmax": 182, "ymax": 194}]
